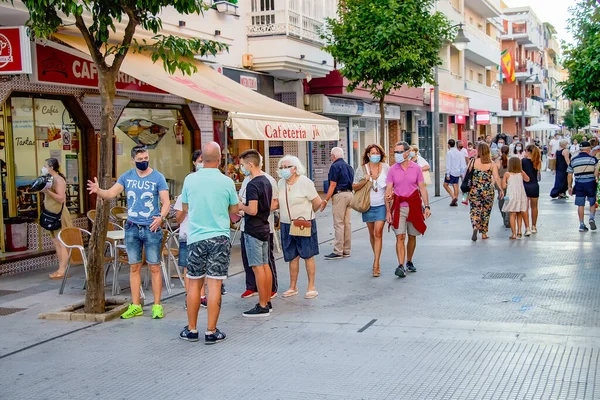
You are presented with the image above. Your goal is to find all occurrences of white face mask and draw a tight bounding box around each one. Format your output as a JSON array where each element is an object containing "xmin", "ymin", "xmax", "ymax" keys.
[
  {"xmin": 41, "ymin": 167, "xmax": 49, "ymax": 175},
  {"xmin": 195, "ymin": 162, "xmax": 203, "ymax": 171}
]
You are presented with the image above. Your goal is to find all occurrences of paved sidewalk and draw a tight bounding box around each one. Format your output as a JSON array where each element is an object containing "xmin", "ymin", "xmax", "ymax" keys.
[{"xmin": 1, "ymin": 172, "xmax": 600, "ymax": 399}]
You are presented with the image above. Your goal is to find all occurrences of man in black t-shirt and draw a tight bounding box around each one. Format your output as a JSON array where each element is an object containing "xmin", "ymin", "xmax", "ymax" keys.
[{"xmin": 237, "ymin": 149, "xmax": 273, "ymax": 317}]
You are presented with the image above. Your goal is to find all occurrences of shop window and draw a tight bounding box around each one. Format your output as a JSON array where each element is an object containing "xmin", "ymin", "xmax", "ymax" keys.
[
  {"xmin": 10, "ymin": 97, "xmax": 83, "ymax": 219},
  {"xmin": 115, "ymin": 106, "xmax": 192, "ymax": 199},
  {"xmin": 0, "ymin": 104, "xmax": 6, "ymax": 223}
]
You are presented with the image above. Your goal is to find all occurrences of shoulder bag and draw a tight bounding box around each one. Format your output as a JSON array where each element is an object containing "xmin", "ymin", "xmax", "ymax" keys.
[
  {"xmin": 40, "ymin": 203, "xmax": 64, "ymax": 231},
  {"xmin": 460, "ymin": 159, "xmax": 476, "ymax": 194},
  {"xmin": 350, "ymin": 165, "xmax": 371, "ymax": 213},
  {"xmin": 285, "ymin": 184, "xmax": 312, "ymax": 237}
]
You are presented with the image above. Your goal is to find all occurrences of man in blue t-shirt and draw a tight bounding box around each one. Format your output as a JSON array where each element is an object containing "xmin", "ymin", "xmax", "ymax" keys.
[
  {"xmin": 87, "ymin": 145, "xmax": 170, "ymax": 319},
  {"xmin": 179, "ymin": 142, "xmax": 238, "ymax": 345},
  {"xmin": 567, "ymin": 141, "xmax": 598, "ymax": 232}
]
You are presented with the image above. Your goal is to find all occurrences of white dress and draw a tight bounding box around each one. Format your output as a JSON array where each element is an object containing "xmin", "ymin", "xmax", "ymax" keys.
[{"xmin": 502, "ymin": 173, "xmax": 528, "ymax": 213}]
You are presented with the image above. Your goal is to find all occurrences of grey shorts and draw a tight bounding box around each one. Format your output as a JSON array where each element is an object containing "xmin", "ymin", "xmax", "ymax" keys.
[
  {"xmin": 187, "ymin": 236, "xmax": 231, "ymax": 280},
  {"xmin": 244, "ymin": 234, "xmax": 269, "ymax": 267},
  {"xmin": 391, "ymin": 207, "xmax": 421, "ymax": 237}
]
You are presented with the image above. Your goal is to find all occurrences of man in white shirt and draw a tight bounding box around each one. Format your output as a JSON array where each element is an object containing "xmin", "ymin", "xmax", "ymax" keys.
[
  {"xmin": 444, "ymin": 139, "xmax": 466, "ymax": 206},
  {"xmin": 457, "ymin": 140, "xmax": 469, "ymax": 164},
  {"xmin": 548, "ymin": 133, "xmax": 561, "ymax": 171},
  {"xmin": 238, "ymin": 155, "xmax": 280, "ymax": 299}
]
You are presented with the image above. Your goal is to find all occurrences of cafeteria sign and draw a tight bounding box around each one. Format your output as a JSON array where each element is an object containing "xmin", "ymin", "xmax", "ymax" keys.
[{"xmin": 0, "ymin": 26, "xmax": 33, "ymax": 75}]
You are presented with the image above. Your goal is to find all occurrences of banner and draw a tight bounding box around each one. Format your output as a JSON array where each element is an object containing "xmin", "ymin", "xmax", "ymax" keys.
[
  {"xmin": 501, "ymin": 50, "xmax": 515, "ymax": 83},
  {"xmin": 0, "ymin": 26, "xmax": 33, "ymax": 75}
]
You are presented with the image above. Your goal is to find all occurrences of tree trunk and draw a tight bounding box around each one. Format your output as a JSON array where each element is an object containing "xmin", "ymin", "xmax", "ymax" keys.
[
  {"xmin": 84, "ymin": 71, "xmax": 117, "ymax": 314},
  {"xmin": 379, "ymin": 96, "xmax": 386, "ymax": 146}
]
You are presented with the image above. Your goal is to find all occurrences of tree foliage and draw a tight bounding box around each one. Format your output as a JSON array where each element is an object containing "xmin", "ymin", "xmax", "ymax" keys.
[
  {"xmin": 560, "ymin": 0, "xmax": 600, "ymax": 109},
  {"xmin": 563, "ymin": 101, "xmax": 591, "ymax": 130},
  {"xmin": 323, "ymin": 0, "xmax": 453, "ymax": 98},
  {"xmin": 322, "ymin": 0, "xmax": 453, "ymax": 140},
  {"xmin": 5, "ymin": 0, "xmax": 227, "ymax": 313}
]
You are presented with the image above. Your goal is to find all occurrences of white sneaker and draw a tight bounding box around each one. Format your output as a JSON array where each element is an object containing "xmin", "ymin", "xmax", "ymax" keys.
[{"xmin": 524, "ymin": 229, "xmax": 532, "ymax": 237}]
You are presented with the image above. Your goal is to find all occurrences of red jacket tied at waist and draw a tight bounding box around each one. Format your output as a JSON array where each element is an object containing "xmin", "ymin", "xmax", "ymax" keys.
[{"xmin": 390, "ymin": 190, "xmax": 427, "ymax": 235}]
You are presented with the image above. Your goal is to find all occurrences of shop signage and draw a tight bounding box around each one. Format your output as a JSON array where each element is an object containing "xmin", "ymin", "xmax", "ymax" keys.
[
  {"xmin": 240, "ymin": 75, "xmax": 258, "ymax": 91},
  {"xmin": 231, "ymin": 116, "xmax": 339, "ymax": 142},
  {"xmin": 476, "ymin": 111, "xmax": 491, "ymax": 125},
  {"xmin": 319, "ymin": 96, "xmax": 402, "ymax": 120},
  {"xmin": 33, "ymin": 43, "xmax": 167, "ymax": 94},
  {"xmin": 0, "ymin": 26, "xmax": 33, "ymax": 75},
  {"xmin": 455, "ymin": 115, "xmax": 466, "ymax": 124},
  {"xmin": 430, "ymin": 90, "xmax": 469, "ymax": 116}
]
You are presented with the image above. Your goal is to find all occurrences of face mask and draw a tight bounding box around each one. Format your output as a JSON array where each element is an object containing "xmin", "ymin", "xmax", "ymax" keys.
[
  {"xmin": 41, "ymin": 167, "xmax": 49, "ymax": 175},
  {"xmin": 516, "ymin": 146, "xmax": 522, "ymax": 151},
  {"xmin": 369, "ymin": 155, "xmax": 381, "ymax": 164},
  {"xmin": 278, "ymin": 168, "xmax": 292, "ymax": 180},
  {"xmin": 395, "ymin": 153, "xmax": 405, "ymax": 164},
  {"xmin": 195, "ymin": 163, "xmax": 203, "ymax": 171},
  {"xmin": 241, "ymin": 166, "xmax": 251, "ymax": 176},
  {"xmin": 135, "ymin": 161, "xmax": 149, "ymax": 171},
  {"xmin": 408, "ymin": 151, "xmax": 416, "ymax": 159}
]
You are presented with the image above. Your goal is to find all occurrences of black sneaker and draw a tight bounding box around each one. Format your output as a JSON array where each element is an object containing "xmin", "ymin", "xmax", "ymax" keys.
[
  {"xmin": 200, "ymin": 297, "xmax": 207, "ymax": 308},
  {"xmin": 205, "ymin": 328, "xmax": 226, "ymax": 345},
  {"xmin": 221, "ymin": 285, "xmax": 227, "ymax": 295},
  {"xmin": 179, "ymin": 326, "xmax": 199, "ymax": 342},
  {"xmin": 406, "ymin": 261, "xmax": 417, "ymax": 272},
  {"xmin": 242, "ymin": 304, "xmax": 270, "ymax": 318},
  {"xmin": 268, "ymin": 301, "xmax": 273, "ymax": 313},
  {"xmin": 590, "ymin": 219, "xmax": 597, "ymax": 231},
  {"xmin": 324, "ymin": 253, "xmax": 343, "ymax": 260},
  {"xmin": 395, "ymin": 265, "xmax": 406, "ymax": 278}
]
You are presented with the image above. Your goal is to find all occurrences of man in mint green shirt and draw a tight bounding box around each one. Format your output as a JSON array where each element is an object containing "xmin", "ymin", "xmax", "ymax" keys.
[{"xmin": 179, "ymin": 142, "xmax": 238, "ymax": 345}]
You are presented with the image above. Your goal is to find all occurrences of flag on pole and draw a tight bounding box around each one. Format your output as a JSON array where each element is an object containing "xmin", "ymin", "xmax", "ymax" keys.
[{"xmin": 501, "ymin": 49, "xmax": 515, "ymax": 83}]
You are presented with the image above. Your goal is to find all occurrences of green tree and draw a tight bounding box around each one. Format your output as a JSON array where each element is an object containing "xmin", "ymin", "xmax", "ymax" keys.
[
  {"xmin": 563, "ymin": 101, "xmax": 590, "ymax": 131},
  {"xmin": 560, "ymin": 0, "xmax": 600, "ymax": 109},
  {"xmin": 6, "ymin": 0, "xmax": 226, "ymax": 313},
  {"xmin": 322, "ymin": 0, "xmax": 453, "ymax": 143}
]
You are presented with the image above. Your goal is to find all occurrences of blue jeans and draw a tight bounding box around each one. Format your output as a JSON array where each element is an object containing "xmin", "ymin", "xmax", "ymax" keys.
[
  {"xmin": 124, "ymin": 222, "xmax": 163, "ymax": 265},
  {"xmin": 244, "ymin": 234, "xmax": 269, "ymax": 267}
]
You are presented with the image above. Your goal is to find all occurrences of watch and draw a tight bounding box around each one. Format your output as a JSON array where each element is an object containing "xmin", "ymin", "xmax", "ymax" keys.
[{"xmin": 424, "ymin": 206, "xmax": 431, "ymax": 210}]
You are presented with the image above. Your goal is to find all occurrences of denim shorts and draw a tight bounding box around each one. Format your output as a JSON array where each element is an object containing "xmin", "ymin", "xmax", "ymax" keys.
[
  {"xmin": 178, "ymin": 241, "xmax": 188, "ymax": 268},
  {"xmin": 444, "ymin": 175, "xmax": 460, "ymax": 185},
  {"xmin": 362, "ymin": 204, "xmax": 386, "ymax": 223},
  {"xmin": 187, "ymin": 236, "xmax": 231, "ymax": 280},
  {"xmin": 280, "ymin": 221, "xmax": 319, "ymax": 262},
  {"xmin": 575, "ymin": 182, "xmax": 597, "ymax": 206},
  {"xmin": 244, "ymin": 234, "xmax": 269, "ymax": 267},
  {"xmin": 124, "ymin": 222, "xmax": 163, "ymax": 265}
]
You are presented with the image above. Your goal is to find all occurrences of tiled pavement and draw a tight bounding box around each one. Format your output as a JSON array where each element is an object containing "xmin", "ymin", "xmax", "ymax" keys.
[{"xmin": 1, "ymin": 172, "xmax": 599, "ymax": 399}]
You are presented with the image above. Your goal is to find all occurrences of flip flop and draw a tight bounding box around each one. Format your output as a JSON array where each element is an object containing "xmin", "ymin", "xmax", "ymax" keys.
[
  {"xmin": 282, "ymin": 289, "xmax": 298, "ymax": 298},
  {"xmin": 304, "ymin": 290, "xmax": 319, "ymax": 299},
  {"xmin": 49, "ymin": 272, "xmax": 67, "ymax": 280},
  {"xmin": 509, "ymin": 236, "xmax": 516, "ymax": 240}
]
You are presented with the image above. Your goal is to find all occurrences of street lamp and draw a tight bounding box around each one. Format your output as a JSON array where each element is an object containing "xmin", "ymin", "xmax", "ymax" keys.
[
  {"xmin": 433, "ymin": 23, "xmax": 470, "ymax": 197},
  {"xmin": 520, "ymin": 73, "xmax": 541, "ymax": 143}
]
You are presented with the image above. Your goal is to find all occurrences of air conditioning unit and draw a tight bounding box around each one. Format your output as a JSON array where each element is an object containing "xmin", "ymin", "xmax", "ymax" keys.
[{"xmin": 242, "ymin": 54, "xmax": 253, "ymax": 68}]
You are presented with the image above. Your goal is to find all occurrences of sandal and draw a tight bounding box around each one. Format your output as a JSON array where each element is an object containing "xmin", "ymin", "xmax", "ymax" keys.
[
  {"xmin": 282, "ymin": 289, "xmax": 298, "ymax": 298},
  {"xmin": 49, "ymin": 271, "xmax": 67, "ymax": 280},
  {"xmin": 482, "ymin": 234, "xmax": 489, "ymax": 240},
  {"xmin": 509, "ymin": 235, "xmax": 516, "ymax": 240},
  {"xmin": 373, "ymin": 265, "xmax": 381, "ymax": 277},
  {"xmin": 304, "ymin": 290, "xmax": 319, "ymax": 299},
  {"xmin": 517, "ymin": 232, "xmax": 522, "ymax": 239}
]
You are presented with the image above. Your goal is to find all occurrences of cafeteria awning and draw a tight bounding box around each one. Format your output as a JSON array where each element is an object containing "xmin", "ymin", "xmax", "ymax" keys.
[{"xmin": 54, "ymin": 33, "xmax": 338, "ymax": 141}]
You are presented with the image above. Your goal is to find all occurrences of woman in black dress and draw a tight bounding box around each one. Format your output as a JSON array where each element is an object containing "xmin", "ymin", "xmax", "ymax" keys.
[
  {"xmin": 523, "ymin": 145, "xmax": 542, "ymax": 234},
  {"xmin": 550, "ymin": 139, "xmax": 570, "ymax": 199}
]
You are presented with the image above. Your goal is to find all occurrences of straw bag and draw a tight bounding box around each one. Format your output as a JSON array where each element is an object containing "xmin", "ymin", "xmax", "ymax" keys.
[
  {"xmin": 422, "ymin": 171, "xmax": 432, "ymax": 186},
  {"xmin": 350, "ymin": 165, "xmax": 371, "ymax": 213},
  {"xmin": 285, "ymin": 185, "xmax": 312, "ymax": 237}
]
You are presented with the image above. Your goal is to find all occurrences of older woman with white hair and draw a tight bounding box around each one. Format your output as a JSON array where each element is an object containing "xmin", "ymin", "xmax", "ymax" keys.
[
  {"xmin": 272, "ymin": 155, "xmax": 323, "ymax": 299},
  {"xmin": 550, "ymin": 139, "xmax": 571, "ymax": 199}
]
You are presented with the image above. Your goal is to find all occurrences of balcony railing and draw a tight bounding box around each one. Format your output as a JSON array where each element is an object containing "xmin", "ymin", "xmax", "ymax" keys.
[
  {"xmin": 466, "ymin": 80, "xmax": 500, "ymax": 98},
  {"xmin": 464, "ymin": 23, "xmax": 500, "ymax": 49},
  {"xmin": 247, "ymin": 0, "xmax": 337, "ymax": 44}
]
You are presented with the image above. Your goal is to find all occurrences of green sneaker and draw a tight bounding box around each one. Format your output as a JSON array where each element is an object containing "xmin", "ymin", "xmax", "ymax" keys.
[
  {"xmin": 121, "ymin": 304, "xmax": 143, "ymax": 319},
  {"xmin": 152, "ymin": 304, "xmax": 164, "ymax": 319}
]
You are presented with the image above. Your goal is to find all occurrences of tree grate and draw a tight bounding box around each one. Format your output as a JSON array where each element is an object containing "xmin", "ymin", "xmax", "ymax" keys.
[
  {"xmin": 483, "ymin": 272, "xmax": 525, "ymax": 280},
  {"xmin": 0, "ymin": 307, "xmax": 27, "ymax": 316},
  {"xmin": 0, "ymin": 290, "xmax": 19, "ymax": 297}
]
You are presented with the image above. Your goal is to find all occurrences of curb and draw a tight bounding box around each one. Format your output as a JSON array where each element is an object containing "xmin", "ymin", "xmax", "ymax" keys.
[{"xmin": 38, "ymin": 297, "xmax": 130, "ymax": 322}]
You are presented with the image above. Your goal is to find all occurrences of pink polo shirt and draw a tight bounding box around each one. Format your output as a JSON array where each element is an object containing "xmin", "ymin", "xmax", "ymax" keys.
[{"xmin": 386, "ymin": 161, "xmax": 424, "ymax": 206}]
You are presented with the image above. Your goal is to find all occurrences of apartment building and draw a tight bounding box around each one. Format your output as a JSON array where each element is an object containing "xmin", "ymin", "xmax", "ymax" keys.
[
  {"xmin": 542, "ymin": 23, "xmax": 567, "ymax": 130},
  {"xmin": 498, "ymin": 5, "xmax": 545, "ymax": 138},
  {"xmin": 435, "ymin": 0, "xmax": 503, "ymax": 147}
]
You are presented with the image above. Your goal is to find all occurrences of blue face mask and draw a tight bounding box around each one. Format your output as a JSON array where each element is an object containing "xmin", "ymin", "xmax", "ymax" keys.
[
  {"xmin": 241, "ymin": 166, "xmax": 251, "ymax": 176},
  {"xmin": 408, "ymin": 151, "xmax": 416, "ymax": 159},
  {"xmin": 135, "ymin": 161, "xmax": 149, "ymax": 171},
  {"xmin": 369, "ymin": 155, "xmax": 381, "ymax": 164},
  {"xmin": 395, "ymin": 153, "xmax": 405, "ymax": 164},
  {"xmin": 278, "ymin": 168, "xmax": 292, "ymax": 180}
]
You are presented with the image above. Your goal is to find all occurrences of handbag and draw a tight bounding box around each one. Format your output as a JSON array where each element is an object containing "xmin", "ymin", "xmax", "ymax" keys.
[
  {"xmin": 40, "ymin": 203, "xmax": 64, "ymax": 231},
  {"xmin": 350, "ymin": 165, "xmax": 371, "ymax": 213},
  {"xmin": 460, "ymin": 159, "xmax": 476, "ymax": 194},
  {"xmin": 422, "ymin": 171, "xmax": 432, "ymax": 186},
  {"xmin": 285, "ymin": 184, "xmax": 312, "ymax": 237}
]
